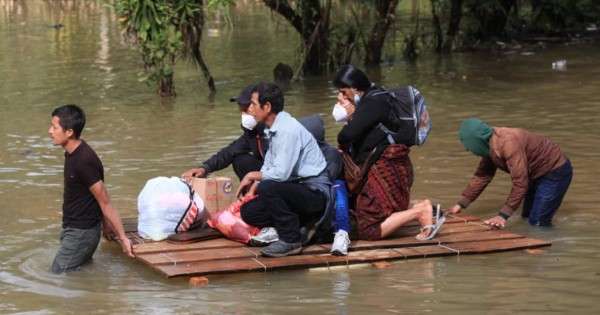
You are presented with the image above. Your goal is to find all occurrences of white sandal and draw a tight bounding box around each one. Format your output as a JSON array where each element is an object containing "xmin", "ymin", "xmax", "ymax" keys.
[{"xmin": 415, "ymin": 204, "xmax": 446, "ymax": 241}]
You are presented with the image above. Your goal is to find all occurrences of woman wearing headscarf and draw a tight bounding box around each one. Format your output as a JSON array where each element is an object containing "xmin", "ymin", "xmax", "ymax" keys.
[
  {"xmin": 332, "ymin": 65, "xmax": 442, "ymax": 241},
  {"xmin": 446, "ymin": 118, "xmax": 573, "ymax": 228}
]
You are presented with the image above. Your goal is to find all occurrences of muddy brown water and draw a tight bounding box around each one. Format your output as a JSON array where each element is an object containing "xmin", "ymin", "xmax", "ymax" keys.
[{"xmin": 1, "ymin": 1, "xmax": 599, "ymax": 314}]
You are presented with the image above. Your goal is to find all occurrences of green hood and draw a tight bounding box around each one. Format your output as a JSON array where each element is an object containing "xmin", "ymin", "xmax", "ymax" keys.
[{"xmin": 459, "ymin": 118, "xmax": 492, "ymax": 157}]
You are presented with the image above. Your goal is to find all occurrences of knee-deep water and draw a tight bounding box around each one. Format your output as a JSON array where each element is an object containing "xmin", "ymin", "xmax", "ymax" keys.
[{"xmin": 1, "ymin": 1, "xmax": 599, "ymax": 314}]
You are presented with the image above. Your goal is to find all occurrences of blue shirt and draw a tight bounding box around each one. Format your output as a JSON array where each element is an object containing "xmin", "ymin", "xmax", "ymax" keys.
[{"xmin": 261, "ymin": 111, "xmax": 326, "ymax": 181}]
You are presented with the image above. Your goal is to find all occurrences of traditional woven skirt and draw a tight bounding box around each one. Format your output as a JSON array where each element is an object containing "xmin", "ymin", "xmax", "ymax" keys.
[{"xmin": 353, "ymin": 144, "xmax": 412, "ymax": 240}]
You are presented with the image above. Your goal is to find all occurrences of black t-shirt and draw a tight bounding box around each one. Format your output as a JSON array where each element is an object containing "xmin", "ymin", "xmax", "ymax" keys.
[{"xmin": 62, "ymin": 140, "xmax": 104, "ymax": 229}]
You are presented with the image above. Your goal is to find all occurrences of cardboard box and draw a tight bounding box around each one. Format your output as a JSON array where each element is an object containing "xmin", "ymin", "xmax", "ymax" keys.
[{"xmin": 192, "ymin": 177, "xmax": 235, "ymax": 216}]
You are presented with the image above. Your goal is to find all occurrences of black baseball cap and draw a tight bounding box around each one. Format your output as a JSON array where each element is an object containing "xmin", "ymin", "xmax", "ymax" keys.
[{"xmin": 229, "ymin": 84, "xmax": 255, "ymax": 105}]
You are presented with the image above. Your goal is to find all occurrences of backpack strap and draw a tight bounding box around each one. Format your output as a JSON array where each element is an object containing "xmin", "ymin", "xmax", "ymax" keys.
[
  {"xmin": 376, "ymin": 123, "xmax": 396, "ymax": 144},
  {"xmin": 368, "ymin": 88, "xmax": 398, "ymax": 145}
]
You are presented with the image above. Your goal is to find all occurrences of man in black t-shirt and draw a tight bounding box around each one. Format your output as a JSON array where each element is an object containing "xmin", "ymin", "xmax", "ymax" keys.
[{"xmin": 49, "ymin": 104, "xmax": 134, "ymax": 273}]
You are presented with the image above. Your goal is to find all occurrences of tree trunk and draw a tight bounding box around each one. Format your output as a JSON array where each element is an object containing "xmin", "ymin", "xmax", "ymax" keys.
[
  {"xmin": 158, "ymin": 73, "xmax": 175, "ymax": 97},
  {"xmin": 186, "ymin": 0, "xmax": 216, "ymax": 92},
  {"xmin": 192, "ymin": 44, "xmax": 216, "ymax": 93},
  {"xmin": 262, "ymin": 0, "xmax": 331, "ymax": 75},
  {"xmin": 431, "ymin": 0, "xmax": 443, "ymax": 53},
  {"xmin": 364, "ymin": 0, "xmax": 399, "ymax": 66},
  {"xmin": 478, "ymin": 0, "xmax": 516, "ymax": 39},
  {"xmin": 442, "ymin": 0, "xmax": 463, "ymax": 53}
]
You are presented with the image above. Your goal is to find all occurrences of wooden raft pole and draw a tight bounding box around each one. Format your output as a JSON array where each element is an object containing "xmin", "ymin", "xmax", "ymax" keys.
[{"xmin": 119, "ymin": 213, "xmax": 551, "ymax": 278}]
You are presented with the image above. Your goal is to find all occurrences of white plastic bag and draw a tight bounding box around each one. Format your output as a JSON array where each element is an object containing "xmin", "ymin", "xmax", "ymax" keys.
[{"xmin": 137, "ymin": 176, "xmax": 205, "ymax": 241}]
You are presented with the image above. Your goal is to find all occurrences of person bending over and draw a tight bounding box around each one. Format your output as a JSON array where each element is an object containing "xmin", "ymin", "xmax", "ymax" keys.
[{"xmin": 446, "ymin": 118, "xmax": 572, "ymax": 228}]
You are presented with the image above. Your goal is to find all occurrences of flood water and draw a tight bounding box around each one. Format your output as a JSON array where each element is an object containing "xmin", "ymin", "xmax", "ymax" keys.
[{"xmin": 1, "ymin": 1, "xmax": 599, "ymax": 314}]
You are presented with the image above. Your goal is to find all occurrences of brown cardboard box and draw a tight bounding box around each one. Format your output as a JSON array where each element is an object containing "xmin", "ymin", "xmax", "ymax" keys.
[{"xmin": 192, "ymin": 177, "xmax": 235, "ymax": 217}]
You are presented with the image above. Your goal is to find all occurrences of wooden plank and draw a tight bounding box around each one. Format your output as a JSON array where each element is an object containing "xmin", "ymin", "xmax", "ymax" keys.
[
  {"xmin": 167, "ymin": 227, "xmax": 222, "ymax": 244},
  {"xmin": 387, "ymin": 221, "xmax": 491, "ymax": 239},
  {"xmin": 444, "ymin": 238, "xmax": 551, "ymax": 254},
  {"xmin": 429, "ymin": 229, "xmax": 524, "ymax": 243},
  {"xmin": 121, "ymin": 217, "xmax": 138, "ymax": 233},
  {"xmin": 137, "ymin": 244, "xmax": 327, "ymax": 266},
  {"xmin": 137, "ymin": 247, "xmax": 262, "ymax": 266},
  {"xmin": 440, "ymin": 222, "xmax": 494, "ymax": 234},
  {"xmin": 154, "ymin": 246, "xmax": 450, "ymax": 278},
  {"xmin": 386, "ymin": 214, "xmax": 491, "ymax": 237},
  {"xmin": 355, "ymin": 219, "xmax": 493, "ymax": 246},
  {"xmin": 155, "ymin": 257, "xmax": 271, "ymax": 277},
  {"xmin": 387, "ymin": 213, "xmax": 482, "ymax": 228},
  {"xmin": 153, "ymin": 252, "xmax": 365, "ymax": 277},
  {"xmin": 155, "ymin": 237, "xmax": 552, "ymax": 278},
  {"xmin": 134, "ymin": 238, "xmax": 244, "ymax": 255},
  {"xmin": 349, "ymin": 229, "xmax": 523, "ymax": 251}
]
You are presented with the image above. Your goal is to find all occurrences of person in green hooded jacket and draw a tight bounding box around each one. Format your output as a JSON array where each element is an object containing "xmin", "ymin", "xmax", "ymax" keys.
[{"xmin": 446, "ymin": 118, "xmax": 572, "ymax": 228}]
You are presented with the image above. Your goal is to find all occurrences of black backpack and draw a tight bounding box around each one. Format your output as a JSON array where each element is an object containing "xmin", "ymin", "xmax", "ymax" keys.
[{"xmin": 372, "ymin": 86, "xmax": 431, "ymax": 147}]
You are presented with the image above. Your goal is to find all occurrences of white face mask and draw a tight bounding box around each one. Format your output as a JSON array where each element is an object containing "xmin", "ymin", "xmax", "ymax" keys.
[
  {"xmin": 332, "ymin": 103, "xmax": 349, "ymax": 122},
  {"xmin": 241, "ymin": 114, "xmax": 257, "ymax": 130},
  {"xmin": 353, "ymin": 89, "xmax": 361, "ymax": 105}
]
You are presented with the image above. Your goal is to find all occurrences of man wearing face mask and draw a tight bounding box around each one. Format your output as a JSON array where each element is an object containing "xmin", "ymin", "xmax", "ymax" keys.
[{"xmin": 181, "ymin": 84, "xmax": 268, "ymax": 182}]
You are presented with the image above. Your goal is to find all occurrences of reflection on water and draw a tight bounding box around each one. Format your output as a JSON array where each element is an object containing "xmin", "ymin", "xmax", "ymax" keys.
[{"xmin": 1, "ymin": 0, "xmax": 600, "ymax": 314}]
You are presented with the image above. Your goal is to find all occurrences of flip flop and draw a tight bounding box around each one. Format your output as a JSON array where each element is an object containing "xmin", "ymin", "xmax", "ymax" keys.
[{"xmin": 415, "ymin": 204, "xmax": 446, "ymax": 241}]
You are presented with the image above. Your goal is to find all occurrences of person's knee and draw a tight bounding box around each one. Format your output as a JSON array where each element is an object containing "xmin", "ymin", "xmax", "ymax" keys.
[
  {"xmin": 256, "ymin": 180, "xmax": 276, "ymax": 196},
  {"xmin": 358, "ymin": 225, "xmax": 382, "ymax": 241},
  {"xmin": 240, "ymin": 202, "xmax": 252, "ymax": 221},
  {"xmin": 51, "ymin": 247, "xmax": 86, "ymax": 273},
  {"xmin": 527, "ymin": 208, "xmax": 555, "ymax": 226},
  {"xmin": 52, "ymin": 227, "xmax": 99, "ymax": 273},
  {"xmin": 232, "ymin": 154, "xmax": 263, "ymax": 180}
]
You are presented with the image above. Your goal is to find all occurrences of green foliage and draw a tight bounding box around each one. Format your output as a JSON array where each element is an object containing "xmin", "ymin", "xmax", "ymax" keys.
[
  {"xmin": 530, "ymin": 0, "xmax": 600, "ymax": 30},
  {"xmin": 460, "ymin": 0, "xmax": 508, "ymax": 40},
  {"xmin": 441, "ymin": 0, "xmax": 600, "ymax": 48},
  {"xmin": 206, "ymin": 0, "xmax": 235, "ymax": 27},
  {"xmin": 207, "ymin": 0, "xmax": 236, "ymax": 11},
  {"xmin": 139, "ymin": 26, "xmax": 184, "ymax": 83},
  {"xmin": 113, "ymin": 0, "xmax": 205, "ymax": 95},
  {"xmin": 327, "ymin": 7, "xmax": 364, "ymax": 68}
]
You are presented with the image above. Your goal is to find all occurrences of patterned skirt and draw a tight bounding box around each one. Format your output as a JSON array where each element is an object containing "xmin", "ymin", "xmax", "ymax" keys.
[{"xmin": 353, "ymin": 144, "xmax": 412, "ymax": 240}]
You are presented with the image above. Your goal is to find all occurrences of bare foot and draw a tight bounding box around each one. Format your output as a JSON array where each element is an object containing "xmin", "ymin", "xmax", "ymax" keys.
[{"xmin": 414, "ymin": 200, "xmax": 433, "ymax": 239}]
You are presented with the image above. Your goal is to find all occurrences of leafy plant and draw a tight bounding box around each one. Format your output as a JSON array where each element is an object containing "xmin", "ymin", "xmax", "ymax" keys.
[{"xmin": 111, "ymin": 0, "xmax": 214, "ymax": 96}]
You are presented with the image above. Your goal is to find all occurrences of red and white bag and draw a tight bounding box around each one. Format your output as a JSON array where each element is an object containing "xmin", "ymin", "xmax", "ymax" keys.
[{"xmin": 208, "ymin": 195, "xmax": 260, "ymax": 244}]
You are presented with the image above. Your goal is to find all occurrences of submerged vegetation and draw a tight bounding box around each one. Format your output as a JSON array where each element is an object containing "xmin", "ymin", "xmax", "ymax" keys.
[
  {"xmin": 113, "ymin": 0, "xmax": 216, "ymax": 96},
  {"xmin": 110, "ymin": 0, "xmax": 599, "ymax": 96}
]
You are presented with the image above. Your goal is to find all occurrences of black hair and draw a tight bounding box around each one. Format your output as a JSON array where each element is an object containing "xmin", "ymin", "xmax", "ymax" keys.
[
  {"xmin": 254, "ymin": 82, "xmax": 284, "ymax": 113},
  {"xmin": 333, "ymin": 64, "xmax": 371, "ymax": 91},
  {"xmin": 51, "ymin": 104, "xmax": 86, "ymax": 139}
]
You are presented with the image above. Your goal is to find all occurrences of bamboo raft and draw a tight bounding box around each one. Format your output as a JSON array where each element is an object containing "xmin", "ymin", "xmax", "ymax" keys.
[{"xmin": 120, "ymin": 213, "xmax": 550, "ymax": 278}]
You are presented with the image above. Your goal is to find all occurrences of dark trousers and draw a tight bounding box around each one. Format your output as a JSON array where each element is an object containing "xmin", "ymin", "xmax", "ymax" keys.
[
  {"xmin": 232, "ymin": 154, "xmax": 263, "ymax": 181},
  {"xmin": 51, "ymin": 222, "xmax": 101, "ymax": 273},
  {"xmin": 240, "ymin": 180, "xmax": 326, "ymax": 243},
  {"xmin": 522, "ymin": 159, "xmax": 573, "ymax": 226}
]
